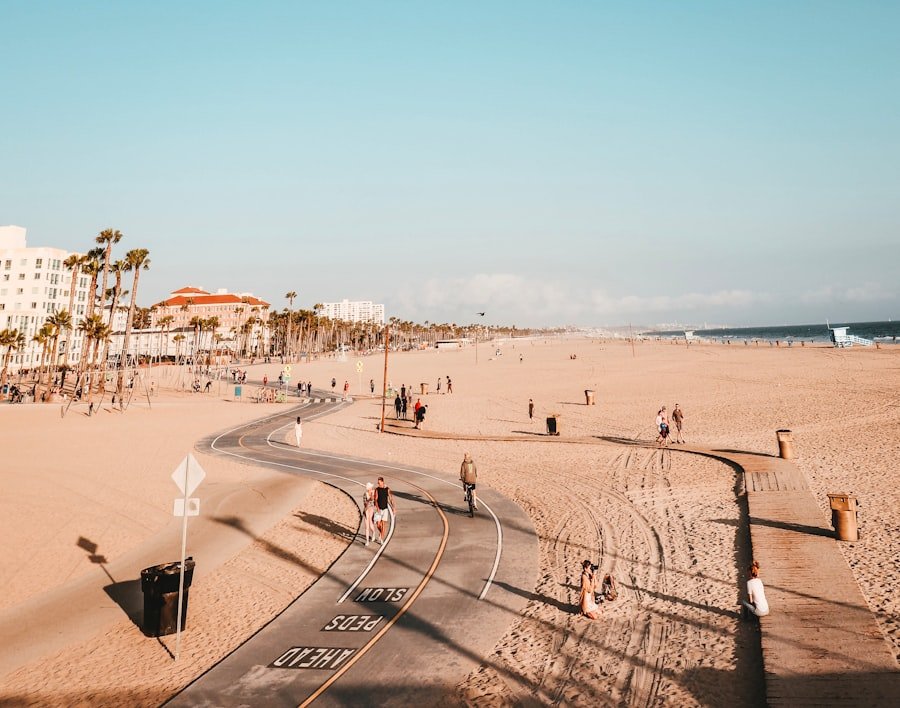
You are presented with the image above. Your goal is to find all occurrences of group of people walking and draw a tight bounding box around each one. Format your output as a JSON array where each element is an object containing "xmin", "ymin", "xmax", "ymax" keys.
[
  {"xmin": 655, "ymin": 403, "xmax": 685, "ymax": 446},
  {"xmin": 361, "ymin": 477, "xmax": 396, "ymax": 546}
]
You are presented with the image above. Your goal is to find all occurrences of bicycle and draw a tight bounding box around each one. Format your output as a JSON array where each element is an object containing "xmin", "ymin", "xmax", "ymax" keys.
[{"xmin": 464, "ymin": 483, "xmax": 476, "ymax": 517}]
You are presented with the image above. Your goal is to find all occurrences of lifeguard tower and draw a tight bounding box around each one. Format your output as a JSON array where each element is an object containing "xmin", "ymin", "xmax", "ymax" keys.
[{"xmin": 828, "ymin": 325, "xmax": 873, "ymax": 348}]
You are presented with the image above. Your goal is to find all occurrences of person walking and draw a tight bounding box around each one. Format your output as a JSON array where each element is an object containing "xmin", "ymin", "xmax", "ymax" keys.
[
  {"xmin": 394, "ymin": 393, "xmax": 403, "ymax": 419},
  {"xmin": 437, "ymin": 377, "xmax": 442, "ymax": 393},
  {"xmin": 401, "ymin": 395, "xmax": 408, "ymax": 420},
  {"xmin": 528, "ymin": 398, "xmax": 534, "ymax": 420},
  {"xmin": 331, "ymin": 377, "xmax": 336, "ymax": 392},
  {"xmin": 370, "ymin": 378, "xmax": 375, "ymax": 394},
  {"xmin": 400, "ymin": 384, "xmax": 406, "ymax": 400},
  {"xmin": 415, "ymin": 403, "xmax": 426, "ymax": 429},
  {"xmin": 373, "ymin": 477, "xmax": 395, "ymax": 543},
  {"xmin": 459, "ymin": 452, "xmax": 478, "ymax": 510},
  {"xmin": 263, "ymin": 375, "xmax": 268, "ymax": 388},
  {"xmin": 655, "ymin": 406, "xmax": 670, "ymax": 447},
  {"xmin": 672, "ymin": 403, "xmax": 685, "ymax": 443},
  {"xmin": 343, "ymin": 380, "xmax": 350, "ymax": 400},
  {"xmin": 294, "ymin": 417, "xmax": 303, "ymax": 447},
  {"xmin": 742, "ymin": 561, "xmax": 770, "ymax": 618},
  {"xmin": 446, "ymin": 376, "xmax": 452, "ymax": 394},
  {"xmin": 363, "ymin": 482, "xmax": 377, "ymax": 546}
]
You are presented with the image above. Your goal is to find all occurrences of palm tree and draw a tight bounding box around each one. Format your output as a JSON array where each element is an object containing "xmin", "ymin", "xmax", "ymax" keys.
[
  {"xmin": 117, "ymin": 248, "xmax": 150, "ymax": 403},
  {"xmin": 33, "ymin": 325, "xmax": 53, "ymax": 389},
  {"xmin": 62, "ymin": 253, "xmax": 87, "ymax": 368},
  {"xmin": 284, "ymin": 291, "xmax": 297, "ymax": 360},
  {"xmin": 99, "ymin": 259, "xmax": 126, "ymax": 370},
  {"xmin": 45, "ymin": 309, "xmax": 71, "ymax": 390},
  {"xmin": 157, "ymin": 315, "xmax": 174, "ymax": 364},
  {"xmin": 95, "ymin": 229, "xmax": 123, "ymax": 324},
  {"xmin": 1, "ymin": 328, "xmax": 26, "ymax": 391}
]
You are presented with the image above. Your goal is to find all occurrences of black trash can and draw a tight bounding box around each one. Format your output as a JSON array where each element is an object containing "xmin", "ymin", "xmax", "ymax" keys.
[
  {"xmin": 141, "ymin": 558, "xmax": 196, "ymax": 637},
  {"xmin": 546, "ymin": 415, "xmax": 560, "ymax": 436}
]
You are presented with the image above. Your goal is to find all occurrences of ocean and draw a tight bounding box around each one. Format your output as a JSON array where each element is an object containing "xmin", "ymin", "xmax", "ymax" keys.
[{"xmin": 642, "ymin": 320, "xmax": 900, "ymax": 343}]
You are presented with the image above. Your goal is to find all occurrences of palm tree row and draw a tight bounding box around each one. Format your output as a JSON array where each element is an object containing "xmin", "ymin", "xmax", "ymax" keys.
[{"xmin": 1, "ymin": 230, "xmax": 151, "ymax": 405}]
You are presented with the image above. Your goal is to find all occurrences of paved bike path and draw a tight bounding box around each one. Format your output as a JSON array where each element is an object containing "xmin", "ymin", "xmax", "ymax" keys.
[{"xmin": 167, "ymin": 402, "xmax": 538, "ymax": 706}]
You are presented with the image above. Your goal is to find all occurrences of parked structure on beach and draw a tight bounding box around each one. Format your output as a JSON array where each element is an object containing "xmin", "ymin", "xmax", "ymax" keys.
[
  {"xmin": 828, "ymin": 325, "xmax": 874, "ymax": 348},
  {"xmin": 0, "ymin": 226, "xmax": 91, "ymax": 373}
]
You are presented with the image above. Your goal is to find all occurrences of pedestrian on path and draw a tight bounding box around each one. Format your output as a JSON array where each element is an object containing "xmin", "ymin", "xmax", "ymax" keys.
[
  {"xmin": 394, "ymin": 394, "xmax": 402, "ymax": 419},
  {"xmin": 370, "ymin": 378, "xmax": 375, "ymax": 394},
  {"xmin": 437, "ymin": 377, "xmax": 442, "ymax": 393},
  {"xmin": 374, "ymin": 477, "xmax": 395, "ymax": 543},
  {"xmin": 656, "ymin": 406, "xmax": 670, "ymax": 447},
  {"xmin": 331, "ymin": 377, "xmax": 336, "ymax": 391},
  {"xmin": 401, "ymin": 396, "xmax": 408, "ymax": 420},
  {"xmin": 363, "ymin": 482, "xmax": 377, "ymax": 546},
  {"xmin": 415, "ymin": 403, "xmax": 427, "ymax": 429},
  {"xmin": 343, "ymin": 380, "xmax": 350, "ymax": 400},
  {"xmin": 294, "ymin": 417, "xmax": 303, "ymax": 447},
  {"xmin": 742, "ymin": 561, "xmax": 770, "ymax": 618},
  {"xmin": 528, "ymin": 398, "xmax": 534, "ymax": 420},
  {"xmin": 446, "ymin": 376, "xmax": 453, "ymax": 394}
]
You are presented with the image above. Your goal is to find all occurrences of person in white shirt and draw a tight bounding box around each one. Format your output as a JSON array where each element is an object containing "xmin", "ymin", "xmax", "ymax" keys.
[
  {"xmin": 294, "ymin": 417, "xmax": 303, "ymax": 447},
  {"xmin": 743, "ymin": 561, "xmax": 769, "ymax": 617}
]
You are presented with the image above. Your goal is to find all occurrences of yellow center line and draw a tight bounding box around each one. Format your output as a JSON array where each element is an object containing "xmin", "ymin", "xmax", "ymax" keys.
[{"xmin": 299, "ymin": 479, "xmax": 450, "ymax": 707}]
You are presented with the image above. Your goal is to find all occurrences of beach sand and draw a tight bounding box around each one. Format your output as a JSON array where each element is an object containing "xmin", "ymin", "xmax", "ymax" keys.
[{"xmin": 1, "ymin": 339, "xmax": 898, "ymax": 705}]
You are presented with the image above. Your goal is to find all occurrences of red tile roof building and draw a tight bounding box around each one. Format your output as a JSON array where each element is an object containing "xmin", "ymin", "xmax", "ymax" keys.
[{"xmin": 152, "ymin": 287, "xmax": 270, "ymax": 337}]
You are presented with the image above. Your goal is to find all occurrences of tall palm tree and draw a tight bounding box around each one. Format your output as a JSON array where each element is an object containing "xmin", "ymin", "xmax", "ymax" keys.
[
  {"xmin": 99, "ymin": 258, "xmax": 126, "ymax": 369},
  {"xmin": 95, "ymin": 229, "xmax": 123, "ymax": 327},
  {"xmin": 76, "ymin": 248, "xmax": 104, "ymax": 372},
  {"xmin": 284, "ymin": 291, "xmax": 297, "ymax": 360},
  {"xmin": 33, "ymin": 325, "xmax": 53, "ymax": 389},
  {"xmin": 1, "ymin": 328, "xmax": 26, "ymax": 391},
  {"xmin": 62, "ymin": 253, "xmax": 87, "ymax": 368},
  {"xmin": 157, "ymin": 314, "xmax": 174, "ymax": 364},
  {"xmin": 117, "ymin": 248, "xmax": 150, "ymax": 402}
]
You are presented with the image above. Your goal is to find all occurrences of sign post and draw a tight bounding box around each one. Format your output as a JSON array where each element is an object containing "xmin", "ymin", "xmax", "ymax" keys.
[{"xmin": 171, "ymin": 453, "xmax": 205, "ymax": 660}]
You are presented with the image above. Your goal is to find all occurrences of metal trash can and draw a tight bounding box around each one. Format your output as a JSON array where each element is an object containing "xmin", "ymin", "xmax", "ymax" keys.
[
  {"xmin": 827, "ymin": 494, "xmax": 859, "ymax": 541},
  {"xmin": 776, "ymin": 429, "xmax": 794, "ymax": 459},
  {"xmin": 546, "ymin": 414, "xmax": 560, "ymax": 436},
  {"xmin": 420, "ymin": 383, "xmax": 428, "ymax": 395},
  {"xmin": 141, "ymin": 558, "xmax": 196, "ymax": 636},
  {"xmin": 234, "ymin": 385, "xmax": 242, "ymax": 399},
  {"xmin": 584, "ymin": 390, "xmax": 595, "ymax": 405}
]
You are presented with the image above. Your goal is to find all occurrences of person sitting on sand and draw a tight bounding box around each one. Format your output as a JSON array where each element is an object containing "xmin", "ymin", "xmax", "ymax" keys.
[
  {"xmin": 580, "ymin": 560, "xmax": 600, "ymax": 620},
  {"xmin": 742, "ymin": 561, "xmax": 769, "ymax": 618}
]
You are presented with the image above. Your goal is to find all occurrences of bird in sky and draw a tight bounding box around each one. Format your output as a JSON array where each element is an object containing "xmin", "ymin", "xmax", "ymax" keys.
[{"xmin": 476, "ymin": 312, "xmax": 485, "ymax": 316}]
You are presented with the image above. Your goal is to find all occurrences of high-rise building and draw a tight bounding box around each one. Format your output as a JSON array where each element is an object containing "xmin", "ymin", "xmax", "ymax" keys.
[
  {"xmin": 320, "ymin": 299, "xmax": 385, "ymax": 325},
  {"xmin": 0, "ymin": 226, "xmax": 91, "ymax": 373}
]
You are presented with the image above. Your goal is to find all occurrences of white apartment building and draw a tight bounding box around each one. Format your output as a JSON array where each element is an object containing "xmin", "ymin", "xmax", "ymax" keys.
[
  {"xmin": 320, "ymin": 299, "xmax": 385, "ymax": 325},
  {"xmin": 0, "ymin": 226, "xmax": 91, "ymax": 372}
]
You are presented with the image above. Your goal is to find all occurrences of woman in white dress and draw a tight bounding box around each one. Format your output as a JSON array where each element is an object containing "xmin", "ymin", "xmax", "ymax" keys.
[
  {"xmin": 363, "ymin": 482, "xmax": 377, "ymax": 547},
  {"xmin": 580, "ymin": 560, "xmax": 600, "ymax": 620}
]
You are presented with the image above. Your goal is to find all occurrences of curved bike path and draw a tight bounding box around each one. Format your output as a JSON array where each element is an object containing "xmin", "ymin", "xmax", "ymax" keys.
[{"xmin": 167, "ymin": 399, "xmax": 539, "ymax": 706}]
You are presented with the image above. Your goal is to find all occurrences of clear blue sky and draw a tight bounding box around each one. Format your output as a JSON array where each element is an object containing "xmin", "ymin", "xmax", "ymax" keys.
[{"xmin": 2, "ymin": 1, "xmax": 898, "ymax": 328}]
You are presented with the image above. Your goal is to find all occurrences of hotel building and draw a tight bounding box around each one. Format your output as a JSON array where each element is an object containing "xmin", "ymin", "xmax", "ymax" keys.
[
  {"xmin": 320, "ymin": 299, "xmax": 385, "ymax": 325},
  {"xmin": 0, "ymin": 226, "xmax": 91, "ymax": 373}
]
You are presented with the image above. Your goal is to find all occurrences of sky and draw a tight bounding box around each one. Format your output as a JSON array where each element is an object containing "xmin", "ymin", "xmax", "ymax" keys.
[{"xmin": 1, "ymin": 1, "xmax": 898, "ymax": 328}]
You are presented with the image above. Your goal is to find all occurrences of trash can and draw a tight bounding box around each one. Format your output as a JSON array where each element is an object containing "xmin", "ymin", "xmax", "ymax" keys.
[
  {"xmin": 584, "ymin": 390, "xmax": 595, "ymax": 405},
  {"xmin": 827, "ymin": 494, "xmax": 859, "ymax": 541},
  {"xmin": 420, "ymin": 383, "xmax": 428, "ymax": 395},
  {"xmin": 141, "ymin": 558, "xmax": 196, "ymax": 637},
  {"xmin": 775, "ymin": 429, "xmax": 794, "ymax": 459},
  {"xmin": 234, "ymin": 385, "xmax": 242, "ymax": 400},
  {"xmin": 546, "ymin": 414, "xmax": 560, "ymax": 436}
]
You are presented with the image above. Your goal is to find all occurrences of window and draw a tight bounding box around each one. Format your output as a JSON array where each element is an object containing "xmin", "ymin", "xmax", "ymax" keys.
[
  {"xmin": 35, "ymin": 258, "xmax": 43, "ymax": 269},
  {"xmin": 34, "ymin": 272, "xmax": 41, "ymax": 279},
  {"xmin": 32, "ymin": 287, "xmax": 38, "ymax": 294},
  {"xmin": 16, "ymin": 288, "xmax": 23, "ymax": 294},
  {"xmin": 31, "ymin": 302, "xmax": 37, "ymax": 309},
  {"xmin": 2, "ymin": 274, "xmax": 7, "ymax": 281},
  {"xmin": 3, "ymin": 260, "xmax": 10, "ymax": 269},
  {"xmin": 20, "ymin": 259, "xmax": 26, "ymax": 266},
  {"xmin": 18, "ymin": 273, "xmax": 25, "ymax": 280}
]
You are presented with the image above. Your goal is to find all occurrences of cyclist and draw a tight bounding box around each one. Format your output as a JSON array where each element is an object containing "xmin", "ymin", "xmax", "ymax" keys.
[{"xmin": 459, "ymin": 452, "xmax": 478, "ymax": 511}]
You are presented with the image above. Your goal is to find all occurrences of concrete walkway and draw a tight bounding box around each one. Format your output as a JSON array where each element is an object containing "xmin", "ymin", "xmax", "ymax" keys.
[{"xmin": 386, "ymin": 421, "xmax": 900, "ymax": 705}]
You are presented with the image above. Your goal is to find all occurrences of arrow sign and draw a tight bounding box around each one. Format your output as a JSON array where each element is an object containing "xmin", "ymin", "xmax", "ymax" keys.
[{"xmin": 171, "ymin": 453, "xmax": 206, "ymax": 496}]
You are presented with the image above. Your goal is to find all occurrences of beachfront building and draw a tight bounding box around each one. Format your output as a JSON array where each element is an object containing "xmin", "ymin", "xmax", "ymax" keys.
[
  {"xmin": 320, "ymin": 299, "xmax": 385, "ymax": 325},
  {"xmin": 151, "ymin": 286, "xmax": 271, "ymax": 358},
  {"xmin": 0, "ymin": 225, "xmax": 91, "ymax": 373}
]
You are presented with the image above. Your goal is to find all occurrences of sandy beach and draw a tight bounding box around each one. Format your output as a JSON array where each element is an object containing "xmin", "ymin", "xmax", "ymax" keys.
[{"xmin": 1, "ymin": 339, "xmax": 898, "ymax": 705}]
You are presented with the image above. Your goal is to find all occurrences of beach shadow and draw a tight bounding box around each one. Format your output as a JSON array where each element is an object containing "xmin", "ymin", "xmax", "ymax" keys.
[
  {"xmin": 391, "ymin": 489, "xmax": 472, "ymax": 518},
  {"xmin": 292, "ymin": 511, "xmax": 356, "ymax": 541},
  {"xmin": 711, "ymin": 448, "xmax": 778, "ymax": 459},
  {"xmin": 511, "ymin": 429, "xmax": 552, "ymax": 436},
  {"xmin": 492, "ymin": 579, "xmax": 576, "ymax": 614},
  {"xmin": 104, "ymin": 578, "xmax": 144, "ymax": 630},
  {"xmin": 711, "ymin": 516, "xmax": 834, "ymax": 539}
]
